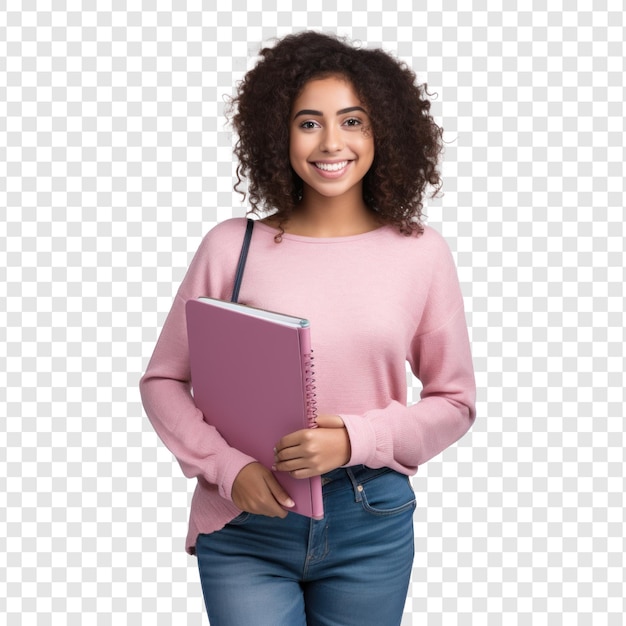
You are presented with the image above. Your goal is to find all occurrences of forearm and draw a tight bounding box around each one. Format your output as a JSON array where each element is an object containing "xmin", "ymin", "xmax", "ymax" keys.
[
  {"xmin": 340, "ymin": 395, "xmax": 475, "ymax": 473},
  {"xmin": 139, "ymin": 372, "xmax": 257, "ymax": 500},
  {"xmin": 340, "ymin": 305, "xmax": 476, "ymax": 473}
]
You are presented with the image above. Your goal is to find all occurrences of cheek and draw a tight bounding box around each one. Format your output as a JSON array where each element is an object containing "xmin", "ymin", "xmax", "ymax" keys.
[
  {"xmin": 290, "ymin": 132, "xmax": 310, "ymax": 153},
  {"xmin": 361, "ymin": 139, "xmax": 375, "ymax": 169},
  {"xmin": 353, "ymin": 128, "xmax": 374, "ymax": 153},
  {"xmin": 288, "ymin": 136, "xmax": 311, "ymax": 176},
  {"xmin": 288, "ymin": 134, "xmax": 300, "ymax": 161}
]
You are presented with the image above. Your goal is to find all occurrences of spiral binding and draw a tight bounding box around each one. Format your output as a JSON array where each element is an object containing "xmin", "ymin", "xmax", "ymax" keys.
[{"xmin": 303, "ymin": 350, "xmax": 318, "ymax": 428}]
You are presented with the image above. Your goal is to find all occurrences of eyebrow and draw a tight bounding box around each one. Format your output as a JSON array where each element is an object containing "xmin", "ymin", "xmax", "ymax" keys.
[{"xmin": 293, "ymin": 106, "xmax": 368, "ymax": 120}]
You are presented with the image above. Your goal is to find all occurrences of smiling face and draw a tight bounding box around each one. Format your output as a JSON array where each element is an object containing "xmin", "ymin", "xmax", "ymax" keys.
[{"xmin": 289, "ymin": 75, "xmax": 375, "ymax": 207}]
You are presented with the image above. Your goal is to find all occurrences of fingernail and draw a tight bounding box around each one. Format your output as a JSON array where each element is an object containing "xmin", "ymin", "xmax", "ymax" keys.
[{"xmin": 285, "ymin": 498, "xmax": 295, "ymax": 508}]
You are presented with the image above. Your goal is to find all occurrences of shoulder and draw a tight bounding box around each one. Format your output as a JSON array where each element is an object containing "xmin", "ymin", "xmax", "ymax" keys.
[
  {"xmin": 194, "ymin": 217, "xmax": 250, "ymax": 257},
  {"xmin": 203, "ymin": 217, "xmax": 250, "ymax": 245},
  {"xmin": 418, "ymin": 225, "xmax": 460, "ymax": 278},
  {"xmin": 416, "ymin": 224, "xmax": 452, "ymax": 252},
  {"xmin": 177, "ymin": 218, "xmax": 253, "ymax": 301},
  {"xmin": 391, "ymin": 224, "xmax": 461, "ymax": 298},
  {"xmin": 183, "ymin": 218, "xmax": 250, "ymax": 276},
  {"xmin": 381, "ymin": 223, "xmax": 454, "ymax": 263}
]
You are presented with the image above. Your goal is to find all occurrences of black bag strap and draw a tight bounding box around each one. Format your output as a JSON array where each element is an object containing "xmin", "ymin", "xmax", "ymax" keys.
[{"xmin": 230, "ymin": 218, "xmax": 254, "ymax": 303}]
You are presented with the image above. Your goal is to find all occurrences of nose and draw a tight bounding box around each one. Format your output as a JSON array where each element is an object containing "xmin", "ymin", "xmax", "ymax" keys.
[{"xmin": 320, "ymin": 125, "xmax": 343, "ymax": 152}]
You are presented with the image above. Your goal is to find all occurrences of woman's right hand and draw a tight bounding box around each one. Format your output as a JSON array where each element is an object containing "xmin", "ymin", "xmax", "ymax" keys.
[{"xmin": 231, "ymin": 462, "xmax": 295, "ymax": 518}]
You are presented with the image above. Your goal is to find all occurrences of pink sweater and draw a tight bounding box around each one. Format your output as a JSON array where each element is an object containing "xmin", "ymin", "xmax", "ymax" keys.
[{"xmin": 140, "ymin": 218, "xmax": 476, "ymax": 553}]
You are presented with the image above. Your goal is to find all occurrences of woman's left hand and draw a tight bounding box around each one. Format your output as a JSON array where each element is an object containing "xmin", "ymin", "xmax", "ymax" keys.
[{"xmin": 273, "ymin": 414, "xmax": 351, "ymax": 478}]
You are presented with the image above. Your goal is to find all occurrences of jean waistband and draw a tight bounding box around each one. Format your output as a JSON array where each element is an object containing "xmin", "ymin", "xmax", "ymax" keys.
[{"xmin": 321, "ymin": 465, "xmax": 393, "ymax": 490}]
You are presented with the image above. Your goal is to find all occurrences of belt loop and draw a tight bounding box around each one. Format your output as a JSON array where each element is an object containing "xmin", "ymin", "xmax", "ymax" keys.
[{"xmin": 345, "ymin": 467, "xmax": 364, "ymax": 502}]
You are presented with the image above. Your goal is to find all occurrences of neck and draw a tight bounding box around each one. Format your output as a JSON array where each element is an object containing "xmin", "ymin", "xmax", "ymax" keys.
[{"xmin": 286, "ymin": 186, "xmax": 381, "ymax": 238}]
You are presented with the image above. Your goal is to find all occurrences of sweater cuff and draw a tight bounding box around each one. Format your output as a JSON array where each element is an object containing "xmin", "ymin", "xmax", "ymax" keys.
[
  {"xmin": 339, "ymin": 413, "xmax": 381, "ymax": 468},
  {"xmin": 215, "ymin": 450, "xmax": 259, "ymax": 502}
]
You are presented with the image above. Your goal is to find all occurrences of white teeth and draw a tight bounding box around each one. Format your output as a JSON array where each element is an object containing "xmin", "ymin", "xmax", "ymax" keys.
[{"xmin": 315, "ymin": 161, "xmax": 348, "ymax": 172}]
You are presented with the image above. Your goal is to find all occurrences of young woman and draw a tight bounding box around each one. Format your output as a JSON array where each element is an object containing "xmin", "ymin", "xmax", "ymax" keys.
[{"xmin": 140, "ymin": 31, "xmax": 476, "ymax": 626}]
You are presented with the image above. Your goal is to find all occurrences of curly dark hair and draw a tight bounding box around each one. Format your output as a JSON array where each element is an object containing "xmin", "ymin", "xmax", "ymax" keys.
[{"xmin": 228, "ymin": 31, "xmax": 443, "ymax": 236}]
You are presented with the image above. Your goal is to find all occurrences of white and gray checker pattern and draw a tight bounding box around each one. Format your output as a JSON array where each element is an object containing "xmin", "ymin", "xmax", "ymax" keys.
[{"xmin": 1, "ymin": 2, "xmax": 624, "ymax": 625}]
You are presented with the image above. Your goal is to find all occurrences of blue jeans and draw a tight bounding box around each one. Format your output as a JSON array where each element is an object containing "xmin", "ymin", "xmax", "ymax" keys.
[{"xmin": 196, "ymin": 465, "xmax": 416, "ymax": 626}]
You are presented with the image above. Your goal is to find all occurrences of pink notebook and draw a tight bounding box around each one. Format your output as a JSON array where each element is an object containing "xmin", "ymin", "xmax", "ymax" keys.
[{"xmin": 186, "ymin": 297, "xmax": 324, "ymax": 520}]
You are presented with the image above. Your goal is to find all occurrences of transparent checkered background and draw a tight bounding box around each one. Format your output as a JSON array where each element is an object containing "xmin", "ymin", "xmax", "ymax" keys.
[{"xmin": 1, "ymin": 2, "xmax": 624, "ymax": 625}]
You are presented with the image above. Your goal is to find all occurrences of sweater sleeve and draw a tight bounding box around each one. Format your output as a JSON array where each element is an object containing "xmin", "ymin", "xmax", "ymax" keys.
[
  {"xmin": 139, "ymin": 225, "xmax": 257, "ymax": 501},
  {"xmin": 339, "ymin": 237, "xmax": 476, "ymax": 474}
]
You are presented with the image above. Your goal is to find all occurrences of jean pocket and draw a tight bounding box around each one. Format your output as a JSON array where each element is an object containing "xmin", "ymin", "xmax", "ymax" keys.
[
  {"xmin": 227, "ymin": 511, "xmax": 252, "ymax": 525},
  {"xmin": 359, "ymin": 471, "xmax": 416, "ymax": 516}
]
